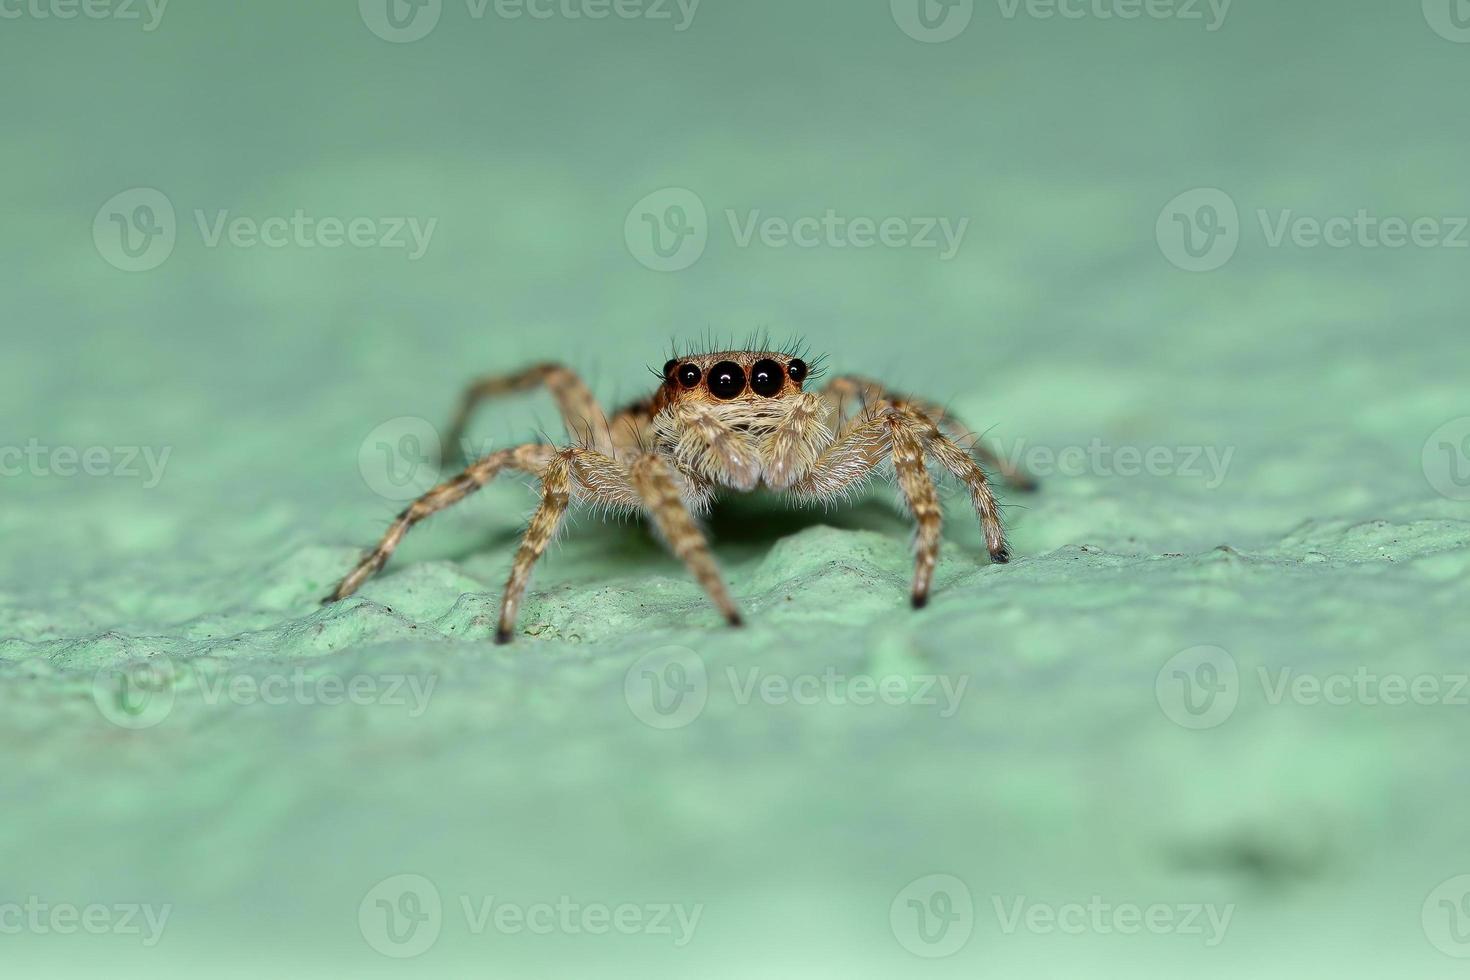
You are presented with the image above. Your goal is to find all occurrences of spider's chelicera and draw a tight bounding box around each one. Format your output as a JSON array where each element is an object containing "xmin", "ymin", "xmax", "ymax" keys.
[{"xmin": 324, "ymin": 348, "xmax": 1036, "ymax": 643}]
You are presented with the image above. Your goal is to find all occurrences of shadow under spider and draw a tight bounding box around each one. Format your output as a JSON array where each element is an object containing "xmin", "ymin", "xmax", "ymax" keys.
[{"xmin": 445, "ymin": 491, "xmax": 910, "ymax": 568}]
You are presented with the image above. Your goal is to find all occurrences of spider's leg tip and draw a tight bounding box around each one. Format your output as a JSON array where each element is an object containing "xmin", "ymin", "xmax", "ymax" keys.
[
  {"xmin": 726, "ymin": 613, "xmax": 744, "ymax": 628},
  {"xmin": 911, "ymin": 593, "xmax": 929, "ymax": 610},
  {"xmin": 494, "ymin": 627, "xmax": 514, "ymax": 645},
  {"xmin": 990, "ymin": 548, "xmax": 1011, "ymax": 565}
]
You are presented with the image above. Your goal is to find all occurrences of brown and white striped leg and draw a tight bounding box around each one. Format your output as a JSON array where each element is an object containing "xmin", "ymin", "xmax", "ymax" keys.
[
  {"xmin": 495, "ymin": 451, "xmax": 576, "ymax": 643},
  {"xmin": 324, "ymin": 443, "xmax": 554, "ymax": 603},
  {"xmin": 821, "ymin": 375, "xmax": 1036, "ymax": 491},
  {"xmin": 888, "ymin": 414, "xmax": 943, "ymax": 608},
  {"xmin": 626, "ymin": 454, "xmax": 743, "ymax": 627},
  {"xmin": 443, "ymin": 363, "xmax": 612, "ymax": 463},
  {"xmin": 786, "ymin": 409, "xmax": 894, "ymax": 499},
  {"xmin": 901, "ymin": 405, "xmax": 1010, "ymax": 564}
]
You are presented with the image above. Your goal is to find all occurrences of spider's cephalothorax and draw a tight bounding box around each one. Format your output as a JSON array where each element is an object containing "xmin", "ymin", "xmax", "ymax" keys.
[{"xmin": 323, "ymin": 349, "xmax": 1036, "ymax": 643}]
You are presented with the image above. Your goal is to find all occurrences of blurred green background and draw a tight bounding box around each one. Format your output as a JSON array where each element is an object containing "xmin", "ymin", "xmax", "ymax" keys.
[{"xmin": 3, "ymin": 0, "xmax": 1469, "ymax": 975}]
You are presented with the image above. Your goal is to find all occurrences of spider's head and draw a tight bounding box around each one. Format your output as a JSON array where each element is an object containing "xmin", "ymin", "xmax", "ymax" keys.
[{"xmin": 655, "ymin": 351, "xmax": 812, "ymax": 408}]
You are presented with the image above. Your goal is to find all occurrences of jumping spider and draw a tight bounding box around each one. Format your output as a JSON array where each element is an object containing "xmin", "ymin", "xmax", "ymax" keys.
[{"xmin": 324, "ymin": 348, "xmax": 1035, "ymax": 643}]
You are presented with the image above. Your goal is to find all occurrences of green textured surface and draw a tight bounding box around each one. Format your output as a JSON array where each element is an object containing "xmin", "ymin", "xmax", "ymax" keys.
[{"xmin": 3, "ymin": 1, "xmax": 1469, "ymax": 975}]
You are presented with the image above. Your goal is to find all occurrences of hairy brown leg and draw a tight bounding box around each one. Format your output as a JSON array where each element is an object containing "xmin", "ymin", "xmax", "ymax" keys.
[
  {"xmin": 325, "ymin": 443, "xmax": 555, "ymax": 603},
  {"xmin": 627, "ymin": 454, "xmax": 743, "ymax": 627},
  {"xmin": 443, "ymin": 363, "xmax": 612, "ymax": 464},
  {"xmin": 821, "ymin": 375, "xmax": 1036, "ymax": 492},
  {"xmin": 888, "ymin": 414, "xmax": 943, "ymax": 607},
  {"xmin": 901, "ymin": 405, "xmax": 1011, "ymax": 564},
  {"xmin": 786, "ymin": 409, "xmax": 893, "ymax": 499},
  {"xmin": 790, "ymin": 404, "xmax": 1010, "ymax": 603},
  {"xmin": 495, "ymin": 452, "xmax": 575, "ymax": 644}
]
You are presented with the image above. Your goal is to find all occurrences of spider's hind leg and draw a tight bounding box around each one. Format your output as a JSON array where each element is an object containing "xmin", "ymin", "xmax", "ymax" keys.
[{"xmin": 443, "ymin": 363, "xmax": 613, "ymax": 465}]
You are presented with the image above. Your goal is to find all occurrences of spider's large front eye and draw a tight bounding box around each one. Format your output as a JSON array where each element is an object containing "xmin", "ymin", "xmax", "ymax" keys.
[
  {"xmin": 749, "ymin": 359, "xmax": 784, "ymax": 397},
  {"xmin": 706, "ymin": 361, "xmax": 745, "ymax": 399},
  {"xmin": 676, "ymin": 363, "xmax": 702, "ymax": 388},
  {"xmin": 663, "ymin": 359, "xmax": 678, "ymax": 382},
  {"xmin": 787, "ymin": 358, "xmax": 808, "ymax": 383}
]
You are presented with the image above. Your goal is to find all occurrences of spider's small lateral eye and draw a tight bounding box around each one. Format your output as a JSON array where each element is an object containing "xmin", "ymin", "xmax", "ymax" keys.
[
  {"xmin": 707, "ymin": 361, "xmax": 746, "ymax": 399},
  {"xmin": 750, "ymin": 359, "xmax": 784, "ymax": 397},
  {"xmin": 663, "ymin": 359, "xmax": 678, "ymax": 382},
  {"xmin": 676, "ymin": 363, "xmax": 702, "ymax": 388},
  {"xmin": 787, "ymin": 358, "xmax": 808, "ymax": 383}
]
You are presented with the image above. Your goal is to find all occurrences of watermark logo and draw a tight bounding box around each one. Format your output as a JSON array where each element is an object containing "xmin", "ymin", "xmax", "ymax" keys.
[
  {"xmin": 890, "ymin": 874, "xmax": 974, "ymax": 958},
  {"xmin": 1156, "ymin": 645, "xmax": 1238, "ymax": 730},
  {"xmin": 625, "ymin": 188, "xmax": 970, "ymax": 271},
  {"xmin": 1158, "ymin": 188, "xmax": 1470, "ymax": 271},
  {"xmin": 1425, "ymin": 875, "xmax": 1470, "ymax": 957},
  {"xmin": 995, "ymin": 0, "xmax": 1231, "ymax": 30},
  {"xmin": 358, "ymin": 875, "xmax": 701, "ymax": 953},
  {"xmin": 625, "ymin": 187, "xmax": 708, "ymax": 272},
  {"xmin": 0, "ymin": 440, "xmax": 171, "ymax": 487},
  {"xmin": 991, "ymin": 438, "xmax": 1233, "ymax": 489},
  {"xmin": 360, "ymin": 874, "xmax": 444, "ymax": 958},
  {"xmin": 625, "ymin": 646, "xmax": 708, "ymax": 729},
  {"xmin": 359, "ymin": 416, "xmax": 444, "ymax": 502},
  {"xmin": 360, "ymin": 0, "xmax": 443, "ymax": 42},
  {"xmin": 92, "ymin": 656, "xmax": 177, "ymax": 730},
  {"xmin": 360, "ymin": 0, "xmax": 699, "ymax": 42},
  {"xmin": 93, "ymin": 189, "xmax": 437, "ymax": 270},
  {"xmin": 0, "ymin": 898, "xmax": 171, "ymax": 946},
  {"xmin": 1424, "ymin": 0, "xmax": 1470, "ymax": 43},
  {"xmin": 0, "ymin": 0, "xmax": 169, "ymax": 30},
  {"xmin": 993, "ymin": 895, "xmax": 1233, "ymax": 946},
  {"xmin": 891, "ymin": 0, "xmax": 974, "ymax": 43},
  {"xmin": 94, "ymin": 188, "xmax": 176, "ymax": 272},
  {"xmin": 1157, "ymin": 188, "xmax": 1239, "ymax": 272},
  {"xmin": 1424, "ymin": 418, "xmax": 1470, "ymax": 501}
]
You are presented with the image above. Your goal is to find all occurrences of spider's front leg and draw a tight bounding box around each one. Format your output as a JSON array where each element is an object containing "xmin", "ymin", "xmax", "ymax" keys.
[
  {"xmin": 625, "ymin": 454, "xmax": 743, "ymax": 627},
  {"xmin": 822, "ymin": 375, "xmax": 1037, "ymax": 492},
  {"xmin": 789, "ymin": 404, "xmax": 1010, "ymax": 607},
  {"xmin": 494, "ymin": 450, "xmax": 739, "ymax": 642}
]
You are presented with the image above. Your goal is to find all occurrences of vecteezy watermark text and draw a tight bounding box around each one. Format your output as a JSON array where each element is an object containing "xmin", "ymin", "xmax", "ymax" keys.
[
  {"xmin": 992, "ymin": 895, "xmax": 1233, "ymax": 946},
  {"xmin": 92, "ymin": 656, "xmax": 439, "ymax": 730},
  {"xmin": 1, "ymin": 440, "xmax": 170, "ymax": 488},
  {"xmin": 996, "ymin": 438, "xmax": 1233, "ymax": 489},
  {"xmin": 625, "ymin": 188, "xmax": 969, "ymax": 272},
  {"xmin": 357, "ymin": 874, "xmax": 701, "ymax": 958},
  {"xmin": 93, "ymin": 188, "xmax": 437, "ymax": 272},
  {"xmin": 1156, "ymin": 645, "xmax": 1470, "ymax": 730},
  {"xmin": 890, "ymin": 0, "xmax": 1231, "ymax": 44},
  {"xmin": 359, "ymin": 0, "xmax": 700, "ymax": 43},
  {"xmin": 1157, "ymin": 188, "xmax": 1469, "ymax": 272},
  {"xmin": 0, "ymin": 898, "xmax": 171, "ymax": 946},
  {"xmin": 625, "ymin": 647, "xmax": 969, "ymax": 730},
  {"xmin": 0, "ymin": 0, "xmax": 168, "ymax": 30}
]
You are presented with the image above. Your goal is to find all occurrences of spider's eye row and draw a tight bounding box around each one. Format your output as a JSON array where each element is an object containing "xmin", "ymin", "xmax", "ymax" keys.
[
  {"xmin": 707, "ymin": 361, "xmax": 746, "ymax": 399},
  {"xmin": 750, "ymin": 359, "xmax": 784, "ymax": 397},
  {"xmin": 676, "ymin": 363, "xmax": 702, "ymax": 388},
  {"xmin": 787, "ymin": 358, "xmax": 808, "ymax": 383},
  {"xmin": 663, "ymin": 359, "xmax": 678, "ymax": 382}
]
